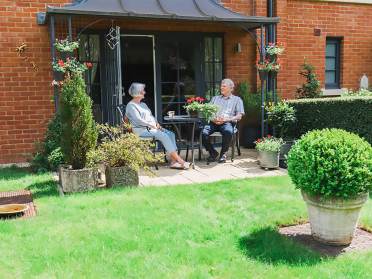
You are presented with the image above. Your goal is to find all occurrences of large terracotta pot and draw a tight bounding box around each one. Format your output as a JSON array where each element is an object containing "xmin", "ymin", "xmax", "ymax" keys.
[
  {"xmin": 59, "ymin": 165, "xmax": 98, "ymax": 193},
  {"xmin": 258, "ymin": 150, "xmax": 279, "ymax": 169},
  {"xmin": 302, "ymin": 191, "xmax": 368, "ymax": 245},
  {"xmin": 105, "ymin": 166, "xmax": 139, "ymax": 187}
]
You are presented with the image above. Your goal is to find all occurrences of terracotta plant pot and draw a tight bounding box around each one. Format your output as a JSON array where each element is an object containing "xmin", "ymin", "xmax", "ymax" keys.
[
  {"xmin": 105, "ymin": 166, "xmax": 139, "ymax": 187},
  {"xmin": 258, "ymin": 150, "xmax": 279, "ymax": 169},
  {"xmin": 59, "ymin": 165, "xmax": 98, "ymax": 193},
  {"xmin": 302, "ymin": 191, "xmax": 368, "ymax": 245}
]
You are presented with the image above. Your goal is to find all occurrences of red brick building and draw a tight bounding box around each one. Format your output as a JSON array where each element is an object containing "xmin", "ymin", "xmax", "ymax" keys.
[{"xmin": 0, "ymin": 0, "xmax": 370, "ymax": 164}]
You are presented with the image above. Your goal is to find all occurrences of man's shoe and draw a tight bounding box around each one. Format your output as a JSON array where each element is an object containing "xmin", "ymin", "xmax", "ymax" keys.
[
  {"xmin": 218, "ymin": 153, "xmax": 227, "ymax": 163},
  {"xmin": 207, "ymin": 150, "xmax": 219, "ymax": 163}
]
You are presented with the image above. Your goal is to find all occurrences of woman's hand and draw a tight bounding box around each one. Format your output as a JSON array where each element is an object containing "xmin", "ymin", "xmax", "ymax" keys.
[{"xmin": 156, "ymin": 123, "xmax": 163, "ymax": 130}]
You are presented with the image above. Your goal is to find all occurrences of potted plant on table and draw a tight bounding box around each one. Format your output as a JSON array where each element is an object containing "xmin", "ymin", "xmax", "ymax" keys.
[
  {"xmin": 254, "ymin": 135, "xmax": 283, "ymax": 169},
  {"xmin": 54, "ymin": 39, "xmax": 98, "ymax": 193},
  {"xmin": 184, "ymin": 97, "xmax": 218, "ymax": 122},
  {"xmin": 88, "ymin": 130, "xmax": 161, "ymax": 187},
  {"xmin": 266, "ymin": 101, "xmax": 296, "ymax": 166},
  {"xmin": 287, "ymin": 128, "xmax": 372, "ymax": 245}
]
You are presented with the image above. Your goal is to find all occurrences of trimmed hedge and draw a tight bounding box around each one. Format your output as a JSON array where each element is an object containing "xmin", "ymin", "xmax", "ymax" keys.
[{"xmin": 287, "ymin": 96, "xmax": 372, "ymax": 143}]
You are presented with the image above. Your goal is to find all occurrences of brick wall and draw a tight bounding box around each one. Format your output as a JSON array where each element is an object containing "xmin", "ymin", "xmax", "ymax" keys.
[
  {"xmin": 0, "ymin": 0, "xmax": 70, "ymax": 164},
  {"xmin": 280, "ymin": 0, "xmax": 372, "ymax": 99},
  {"xmin": 0, "ymin": 0, "xmax": 257, "ymax": 164}
]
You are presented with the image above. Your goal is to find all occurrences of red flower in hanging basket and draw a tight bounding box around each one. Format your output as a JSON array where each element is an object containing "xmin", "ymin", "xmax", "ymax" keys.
[
  {"xmin": 57, "ymin": 59, "xmax": 64, "ymax": 67},
  {"xmin": 85, "ymin": 62, "xmax": 93, "ymax": 68}
]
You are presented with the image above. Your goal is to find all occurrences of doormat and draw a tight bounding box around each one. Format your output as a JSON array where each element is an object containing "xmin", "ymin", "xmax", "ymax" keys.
[
  {"xmin": 279, "ymin": 223, "xmax": 372, "ymax": 257},
  {"xmin": 0, "ymin": 190, "xmax": 36, "ymax": 219}
]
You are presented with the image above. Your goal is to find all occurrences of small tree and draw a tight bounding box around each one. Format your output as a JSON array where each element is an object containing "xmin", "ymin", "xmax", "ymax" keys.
[
  {"xmin": 53, "ymin": 39, "xmax": 98, "ymax": 169},
  {"xmin": 296, "ymin": 62, "xmax": 321, "ymax": 98}
]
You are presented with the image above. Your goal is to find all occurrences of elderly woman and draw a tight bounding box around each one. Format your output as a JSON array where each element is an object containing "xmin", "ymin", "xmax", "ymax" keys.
[
  {"xmin": 202, "ymin": 78, "xmax": 245, "ymax": 163},
  {"xmin": 125, "ymin": 82, "xmax": 190, "ymax": 169}
]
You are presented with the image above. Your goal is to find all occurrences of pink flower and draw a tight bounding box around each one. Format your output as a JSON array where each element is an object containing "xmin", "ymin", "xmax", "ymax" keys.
[{"xmin": 57, "ymin": 59, "xmax": 64, "ymax": 67}]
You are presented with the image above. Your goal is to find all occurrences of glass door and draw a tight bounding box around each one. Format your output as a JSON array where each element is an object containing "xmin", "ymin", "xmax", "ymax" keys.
[{"xmin": 158, "ymin": 37, "xmax": 201, "ymax": 117}]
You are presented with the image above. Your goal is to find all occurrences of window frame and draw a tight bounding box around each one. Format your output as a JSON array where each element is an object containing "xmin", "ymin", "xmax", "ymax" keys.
[{"xmin": 325, "ymin": 37, "xmax": 342, "ymax": 89}]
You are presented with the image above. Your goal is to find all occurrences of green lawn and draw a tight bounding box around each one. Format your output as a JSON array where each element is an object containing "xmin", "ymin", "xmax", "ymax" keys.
[{"xmin": 1, "ymin": 167, "xmax": 372, "ymax": 279}]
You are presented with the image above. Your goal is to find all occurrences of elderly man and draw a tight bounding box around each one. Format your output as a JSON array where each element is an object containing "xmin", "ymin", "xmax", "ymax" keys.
[{"xmin": 202, "ymin": 79, "xmax": 244, "ymax": 163}]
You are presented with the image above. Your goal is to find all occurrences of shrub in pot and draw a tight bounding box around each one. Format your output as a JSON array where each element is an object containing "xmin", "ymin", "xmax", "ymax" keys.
[
  {"xmin": 266, "ymin": 101, "xmax": 297, "ymax": 166},
  {"xmin": 54, "ymin": 39, "xmax": 98, "ymax": 193},
  {"xmin": 88, "ymin": 132, "xmax": 161, "ymax": 187},
  {"xmin": 287, "ymin": 128, "xmax": 372, "ymax": 245},
  {"xmin": 255, "ymin": 136, "xmax": 283, "ymax": 169}
]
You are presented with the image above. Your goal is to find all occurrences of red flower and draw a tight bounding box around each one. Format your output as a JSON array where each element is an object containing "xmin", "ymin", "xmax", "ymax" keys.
[
  {"xmin": 57, "ymin": 59, "xmax": 64, "ymax": 67},
  {"xmin": 256, "ymin": 138, "xmax": 261, "ymax": 142},
  {"xmin": 85, "ymin": 62, "xmax": 93, "ymax": 68},
  {"xmin": 267, "ymin": 134, "xmax": 272, "ymax": 138}
]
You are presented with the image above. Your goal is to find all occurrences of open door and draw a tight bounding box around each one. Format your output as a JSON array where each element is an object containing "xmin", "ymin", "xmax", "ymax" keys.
[{"xmin": 102, "ymin": 26, "xmax": 122, "ymax": 125}]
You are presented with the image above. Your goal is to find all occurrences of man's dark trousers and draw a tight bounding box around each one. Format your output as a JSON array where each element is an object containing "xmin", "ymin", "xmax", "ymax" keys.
[{"xmin": 202, "ymin": 122, "xmax": 234, "ymax": 156}]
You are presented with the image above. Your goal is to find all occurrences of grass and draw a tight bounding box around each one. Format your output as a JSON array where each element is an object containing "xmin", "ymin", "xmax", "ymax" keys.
[{"xmin": 1, "ymin": 167, "xmax": 372, "ymax": 278}]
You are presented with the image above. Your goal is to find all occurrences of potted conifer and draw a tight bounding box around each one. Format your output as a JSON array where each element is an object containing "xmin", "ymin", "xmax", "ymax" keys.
[
  {"xmin": 53, "ymin": 39, "xmax": 98, "ymax": 193},
  {"xmin": 287, "ymin": 129, "xmax": 372, "ymax": 245}
]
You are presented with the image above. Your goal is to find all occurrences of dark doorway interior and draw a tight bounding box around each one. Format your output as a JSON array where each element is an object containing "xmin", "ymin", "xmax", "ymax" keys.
[{"xmin": 121, "ymin": 36, "xmax": 155, "ymax": 114}]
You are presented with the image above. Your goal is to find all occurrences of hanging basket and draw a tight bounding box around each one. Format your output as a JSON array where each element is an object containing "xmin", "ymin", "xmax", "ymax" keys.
[{"xmin": 258, "ymin": 70, "xmax": 268, "ymax": 80}]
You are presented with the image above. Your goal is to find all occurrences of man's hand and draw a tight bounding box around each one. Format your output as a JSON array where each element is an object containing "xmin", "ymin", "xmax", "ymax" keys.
[{"xmin": 212, "ymin": 117, "xmax": 225, "ymax": 125}]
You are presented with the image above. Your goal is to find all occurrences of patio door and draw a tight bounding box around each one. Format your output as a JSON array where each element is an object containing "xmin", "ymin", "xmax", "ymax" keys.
[
  {"xmin": 158, "ymin": 35, "xmax": 202, "ymax": 118},
  {"xmin": 121, "ymin": 35, "xmax": 157, "ymax": 118},
  {"xmin": 102, "ymin": 26, "xmax": 122, "ymax": 125}
]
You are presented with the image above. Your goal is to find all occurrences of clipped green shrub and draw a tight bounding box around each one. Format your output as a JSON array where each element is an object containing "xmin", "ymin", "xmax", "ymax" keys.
[
  {"xmin": 60, "ymin": 74, "xmax": 98, "ymax": 169},
  {"xmin": 287, "ymin": 96, "xmax": 372, "ymax": 144},
  {"xmin": 287, "ymin": 128, "xmax": 372, "ymax": 199}
]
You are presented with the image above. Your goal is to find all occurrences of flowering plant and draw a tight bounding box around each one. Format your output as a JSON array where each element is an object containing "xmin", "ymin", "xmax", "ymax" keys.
[
  {"xmin": 254, "ymin": 135, "xmax": 284, "ymax": 152},
  {"xmin": 184, "ymin": 96, "xmax": 218, "ymax": 121},
  {"xmin": 265, "ymin": 42, "xmax": 285, "ymax": 56},
  {"xmin": 52, "ymin": 58, "xmax": 92, "ymax": 75},
  {"xmin": 54, "ymin": 39, "xmax": 79, "ymax": 52},
  {"xmin": 256, "ymin": 59, "xmax": 281, "ymax": 72}
]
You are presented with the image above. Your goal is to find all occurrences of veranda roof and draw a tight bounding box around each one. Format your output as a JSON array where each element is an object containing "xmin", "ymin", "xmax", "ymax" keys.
[{"xmin": 46, "ymin": 0, "xmax": 279, "ymax": 31}]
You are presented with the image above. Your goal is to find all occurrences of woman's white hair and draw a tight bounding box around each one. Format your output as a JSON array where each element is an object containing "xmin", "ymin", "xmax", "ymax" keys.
[
  {"xmin": 129, "ymin": 82, "xmax": 145, "ymax": 97},
  {"xmin": 221, "ymin": 78, "xmax": 235, "ymax": 90}
]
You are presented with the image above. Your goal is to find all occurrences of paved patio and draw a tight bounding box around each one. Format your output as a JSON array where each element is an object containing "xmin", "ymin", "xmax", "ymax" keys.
[{"xmin": 139, "ymin": 148, "xmax": 287, "ymax": 186}]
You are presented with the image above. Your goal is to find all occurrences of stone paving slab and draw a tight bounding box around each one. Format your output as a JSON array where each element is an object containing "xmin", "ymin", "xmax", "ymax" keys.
[{"xmin": 139, "ymin": 148, "xmax": 287, "ymax": 187}]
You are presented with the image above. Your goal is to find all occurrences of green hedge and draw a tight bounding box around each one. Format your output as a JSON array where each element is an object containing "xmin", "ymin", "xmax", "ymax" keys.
[{"xmin": 287, "ymin": 96, "xmax": 372, "ymax": 143}]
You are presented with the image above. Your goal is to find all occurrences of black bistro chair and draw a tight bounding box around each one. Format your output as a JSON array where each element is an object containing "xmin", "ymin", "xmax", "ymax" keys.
[
  {"xmin": 116, "ymin": 104, "xmax": 167, "ymax": 170},
  {"xmin": 199, "ymin": 121, "xmax": 241, "ymax": 164}
]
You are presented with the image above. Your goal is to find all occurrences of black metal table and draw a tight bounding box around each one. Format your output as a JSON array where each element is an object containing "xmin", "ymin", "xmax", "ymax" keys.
[{"xmin": 163, "ymin": 115, "xmax": 201, "ymax": 169}]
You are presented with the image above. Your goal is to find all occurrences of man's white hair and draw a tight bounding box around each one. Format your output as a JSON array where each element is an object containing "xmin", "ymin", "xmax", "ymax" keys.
[
  {"xmin": 221, "ymin": 78, "xmax": 235, "ymax": 90},
  {"xmin": 128, "ymin": 82, "xmax": 145, "ymax": 97}
]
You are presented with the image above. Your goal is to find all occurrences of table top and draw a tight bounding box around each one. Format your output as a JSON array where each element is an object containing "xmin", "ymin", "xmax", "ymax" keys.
[{"xmin": 163, "ymin": 115, "xmax": 201, "ymax": 123}]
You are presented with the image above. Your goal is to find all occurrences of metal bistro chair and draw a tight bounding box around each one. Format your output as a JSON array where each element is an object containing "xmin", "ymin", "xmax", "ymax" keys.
[
  {"xmin": 116, "ymin": 104, "xmax": 167, "ymax": 170},
  {"xmin": 199, "ymin": 121, "xmax": 241, "ymax": 164}
]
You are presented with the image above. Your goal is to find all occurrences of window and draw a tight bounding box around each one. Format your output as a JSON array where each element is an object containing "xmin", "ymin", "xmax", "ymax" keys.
[
  {"xmin": 79, "ymin": 34, "xmax": 101, "ymax": 106},
  {"xmin": 204, "ymin": 37, "xmax": 223, "ymax": 100},
  {"xmin": 325, "ymin": 38, "xmax": 341, "ymax": 89}
]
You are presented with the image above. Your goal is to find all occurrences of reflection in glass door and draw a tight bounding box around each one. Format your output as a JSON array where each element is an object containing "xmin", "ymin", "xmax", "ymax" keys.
[{"xmin": 159, "ymin": 40, "xmax": 198, "ymax": 117}]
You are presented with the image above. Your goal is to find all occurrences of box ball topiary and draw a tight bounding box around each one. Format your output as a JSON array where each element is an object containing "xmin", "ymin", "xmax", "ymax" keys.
[{"xmin": 287, "ymin": 128, "xmax": 372, "ymax": 199}]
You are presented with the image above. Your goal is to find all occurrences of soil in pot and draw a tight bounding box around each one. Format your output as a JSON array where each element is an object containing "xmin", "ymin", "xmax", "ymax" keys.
[
  {"xmin": 302, "ymin": 191, "xmax": 369, "ymax": 246},
  {"xmin": 106, "ymin": 166, "xmax": 139, "ymax": 187}
]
